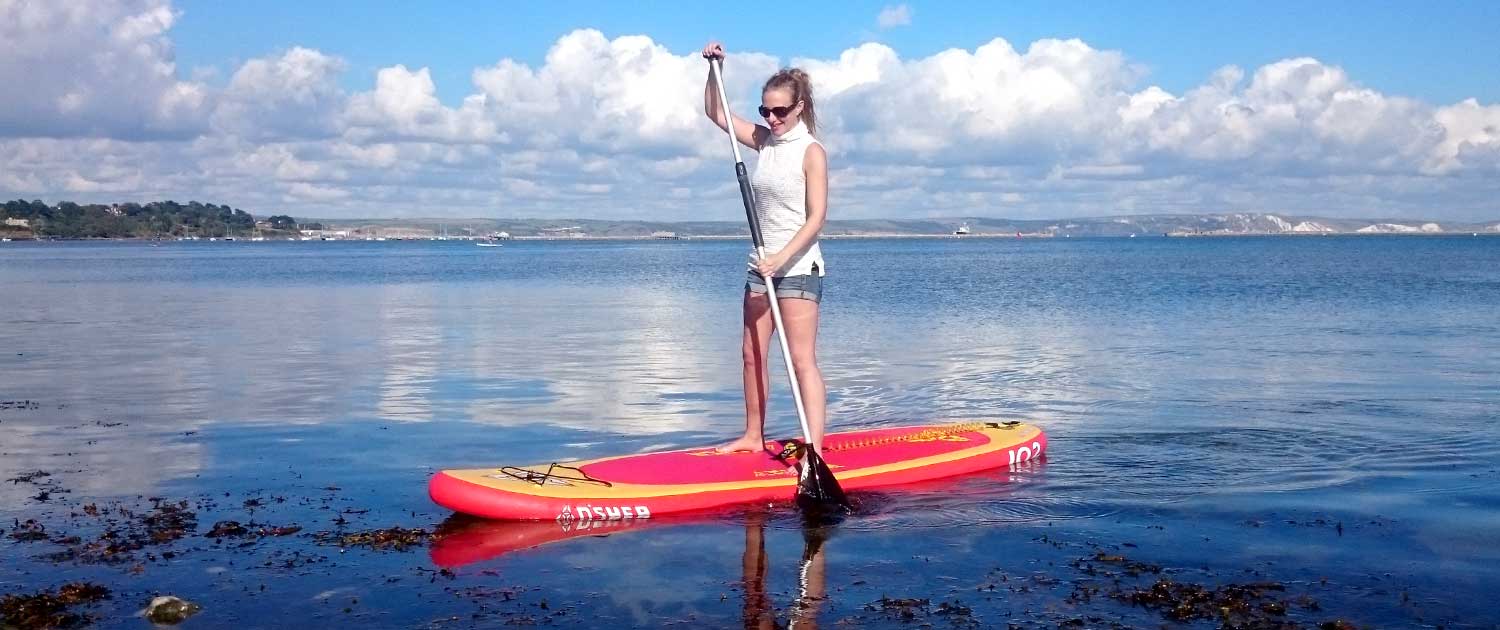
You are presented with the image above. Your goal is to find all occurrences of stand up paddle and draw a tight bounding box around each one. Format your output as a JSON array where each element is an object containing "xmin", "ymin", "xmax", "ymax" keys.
[{"xmin": 708, "ymin": 57, "xmax": 849, "ymax": 514}]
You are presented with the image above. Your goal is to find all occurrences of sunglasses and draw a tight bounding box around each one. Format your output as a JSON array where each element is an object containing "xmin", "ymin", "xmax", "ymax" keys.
[{"xmin": 758, "ymin": 102, "xmax": 800, "ymax": 119}]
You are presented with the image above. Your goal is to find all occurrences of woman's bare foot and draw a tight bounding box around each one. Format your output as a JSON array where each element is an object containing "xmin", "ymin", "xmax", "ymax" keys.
[{"xmin": 715, "ymin": 434, "xmax": 767, "ymax": 453}]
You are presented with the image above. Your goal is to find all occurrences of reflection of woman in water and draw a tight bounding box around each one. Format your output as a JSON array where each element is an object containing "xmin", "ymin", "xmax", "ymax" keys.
[
  {"xmin": 739, "ymin": 510, "xmax": 829, "ymax": 629},
  {"xmin": 428, "ymin": 510, "xmax": 834, "ymax": 628}
]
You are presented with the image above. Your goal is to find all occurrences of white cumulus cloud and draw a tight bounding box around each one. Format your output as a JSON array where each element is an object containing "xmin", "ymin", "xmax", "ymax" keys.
[
  {"xmin": 877, "ymin": 4, "xmax": 913, "ymax": 29},
  {"xmin": 1429, "ymin": 99, "xmax": 1500, "ymax": 174},
  {"xmin": 0, "ymin": 0, "xmax": 209, "ymax": 138},
  {"xmin": 0, "ymin": 1, "xmax": 1495, "ymax": 222},
  {"xmin": 212, "ymin": 47, "xmax": 348, "ymax": 140},
  {"xmin": 345, "ymin": 65, "xmax": 498, "ymax": 143}
]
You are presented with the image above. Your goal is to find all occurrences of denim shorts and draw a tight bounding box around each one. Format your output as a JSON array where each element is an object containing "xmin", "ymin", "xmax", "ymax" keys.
[{"xmin": 745, "ymin": 268, "xmax": 823, "ymax": 303}]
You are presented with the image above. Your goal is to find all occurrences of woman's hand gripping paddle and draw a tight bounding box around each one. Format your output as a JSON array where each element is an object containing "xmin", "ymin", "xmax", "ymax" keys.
[{"xmin": 708, "ymin": 57, "xmax": 849, "ymax": 516}]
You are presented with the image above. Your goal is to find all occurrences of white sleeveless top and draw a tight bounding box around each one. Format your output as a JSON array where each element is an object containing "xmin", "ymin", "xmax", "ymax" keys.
[{"xmin": 751, "ymin": 120, "xmax": 825, "ymax": 277}]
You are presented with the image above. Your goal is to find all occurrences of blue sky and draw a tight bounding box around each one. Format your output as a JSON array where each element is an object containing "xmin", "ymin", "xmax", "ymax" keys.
[
  {"xmin": 172, "ymin": 1, "xmax": 1498, "ymax": 106},
  {"xmin": 2, "ymin": 1, "xmax": 1497, "ymax": 222}
]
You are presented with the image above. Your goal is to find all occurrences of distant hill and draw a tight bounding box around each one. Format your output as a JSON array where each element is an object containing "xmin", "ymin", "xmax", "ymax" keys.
[
  {"xmin": 2, "ymin": 199, "xmax": 263, "ymax": 239},
  {"xmin": 319, "ymin": 213, "xmax": 1500, "ymax": 239}
]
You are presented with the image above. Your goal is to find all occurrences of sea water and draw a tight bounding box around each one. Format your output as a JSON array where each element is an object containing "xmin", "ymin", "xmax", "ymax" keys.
[{"xmin": 2, "ymin": 236, "xmax": 1497, "ymax": 628}]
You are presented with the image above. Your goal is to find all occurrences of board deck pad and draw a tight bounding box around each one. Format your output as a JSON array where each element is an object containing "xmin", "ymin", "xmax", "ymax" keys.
[{"xmin": 429, "ymin": 421, "xmax": 1046, "ymax": 521}]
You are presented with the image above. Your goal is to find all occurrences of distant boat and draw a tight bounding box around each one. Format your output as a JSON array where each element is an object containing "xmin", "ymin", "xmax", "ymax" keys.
[
  {"xmin": 476, "ymin": 242, "xmax": 502, "ymax": 248},
  {"xmin": 955, "ymin": 223, "xmax": 970, "ymax": 235}
]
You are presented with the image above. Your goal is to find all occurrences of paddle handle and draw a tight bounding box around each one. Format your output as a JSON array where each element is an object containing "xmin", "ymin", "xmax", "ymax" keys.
[
  {"xmin": 710, "ymin": 59, "xmax": 764, "ymax": 250},
  {"xmin": 709, "ymin": 58, "xmax": 814, "ymax": 447}
]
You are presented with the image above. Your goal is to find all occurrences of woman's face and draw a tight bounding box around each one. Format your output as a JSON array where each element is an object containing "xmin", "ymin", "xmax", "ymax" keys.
[{"xmin": 759, "ymin": 87, "xmax": 802, "ymax": 136}]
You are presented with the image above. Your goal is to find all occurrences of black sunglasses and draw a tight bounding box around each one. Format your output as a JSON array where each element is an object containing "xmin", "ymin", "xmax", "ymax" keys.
[{"xmin": 758, "ymin": 102, "xmax": 799, "ymax": 119}]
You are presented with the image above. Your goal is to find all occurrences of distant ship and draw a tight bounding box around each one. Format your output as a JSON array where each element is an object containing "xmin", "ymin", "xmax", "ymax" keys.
[{"xmin": 954, "ymin": 223, "xmax": 971, "ymax": 235}]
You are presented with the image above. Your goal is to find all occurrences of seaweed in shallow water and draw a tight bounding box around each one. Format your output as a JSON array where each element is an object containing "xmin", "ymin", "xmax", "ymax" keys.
[
  {"xmin": 314, "ymin": 526, "xmax": 434, "ymax": 551},
  {"xmin": 0, "ymin": 582, "xmax": 110, "ymax": 629}
]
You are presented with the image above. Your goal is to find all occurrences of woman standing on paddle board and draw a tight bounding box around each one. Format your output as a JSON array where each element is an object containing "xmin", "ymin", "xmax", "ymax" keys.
[{"xmin": 702, "ymin": 41, "xmax": 831, "ymax": 454}]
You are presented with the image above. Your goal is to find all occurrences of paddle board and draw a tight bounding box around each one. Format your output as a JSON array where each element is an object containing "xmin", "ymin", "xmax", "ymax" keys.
[{"xmin": 429, "ymin": 421, "xmax": 1046, "ymax": 521}]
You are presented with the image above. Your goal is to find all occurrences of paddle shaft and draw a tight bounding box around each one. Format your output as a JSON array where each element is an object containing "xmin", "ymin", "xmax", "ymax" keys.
[{"xmin": 708, "ymin": 58, "xmax": 815, "ymax": 447}]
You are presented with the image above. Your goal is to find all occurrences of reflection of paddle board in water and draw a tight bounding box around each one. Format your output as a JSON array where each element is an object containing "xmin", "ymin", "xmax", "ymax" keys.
[
  {"xmin": 429, "ymin": 516, "xmax": 659, "ymax": 568},
  {"xmin": 429, "ymin": 421, "xmax": 1046, "ymax": 521}
]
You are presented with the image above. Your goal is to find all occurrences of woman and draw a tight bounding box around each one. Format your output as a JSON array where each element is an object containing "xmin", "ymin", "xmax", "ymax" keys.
[{"xmin": 702, "ymin": 41, "xmax": 830, "ymax": 453}]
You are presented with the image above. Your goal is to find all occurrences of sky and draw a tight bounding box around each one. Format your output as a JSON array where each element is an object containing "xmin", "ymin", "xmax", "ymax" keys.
[{"xmin": 2, "ymin": 0, "xmax": 1498, "ymax": 222}]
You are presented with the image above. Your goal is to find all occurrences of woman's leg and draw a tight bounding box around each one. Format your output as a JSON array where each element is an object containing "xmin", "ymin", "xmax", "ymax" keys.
[
  {"xmin": 720, "ymin": 289, "xmax": 775, "ymax": 452},
  {"xmin": 777, "ymin": 296, "xmax": 825, "ymax": 451}
]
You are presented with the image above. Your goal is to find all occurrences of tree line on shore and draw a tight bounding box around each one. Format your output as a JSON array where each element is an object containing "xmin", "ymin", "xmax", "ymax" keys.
[{"xmin": 1, "ymin": 199, "xmax": 307, "ymax": 239}]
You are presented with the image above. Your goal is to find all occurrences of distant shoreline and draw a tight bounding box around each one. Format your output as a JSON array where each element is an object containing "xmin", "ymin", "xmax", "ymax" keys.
[
  {"xmin": 4, "ymin": 231, "xmax": 1498, "ymax": 243},
  {"xmin": 6, "ymin": 202, "xmax": 1497, "ymax": 241}
]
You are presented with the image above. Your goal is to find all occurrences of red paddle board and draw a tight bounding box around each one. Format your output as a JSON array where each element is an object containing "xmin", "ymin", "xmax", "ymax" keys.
[{"xmin": 429, "ymin": 421, "xmax": 1045, "ymax": 521}]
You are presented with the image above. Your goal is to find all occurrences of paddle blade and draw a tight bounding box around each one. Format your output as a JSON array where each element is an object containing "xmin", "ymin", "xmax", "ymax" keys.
[{"xmin": 794, "ymin": 449, "xmax": 850, "ymax": 514}]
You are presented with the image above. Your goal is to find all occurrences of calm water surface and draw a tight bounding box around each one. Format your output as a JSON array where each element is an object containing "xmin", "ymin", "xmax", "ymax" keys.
[{"xmin": 2, "ymin": 237, "xmax": 1497, "ymax": 628}]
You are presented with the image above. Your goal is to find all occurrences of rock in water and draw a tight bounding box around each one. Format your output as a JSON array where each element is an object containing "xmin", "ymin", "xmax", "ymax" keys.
[{"xmin": 145, "ymin": 596, "xmax": 201, "ymax": 624}]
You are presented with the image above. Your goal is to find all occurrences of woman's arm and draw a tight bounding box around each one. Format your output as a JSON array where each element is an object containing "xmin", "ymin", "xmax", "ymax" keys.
[{"xmin": 702, "ymin": 42, "xmax": 768, "ymax": 151}]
